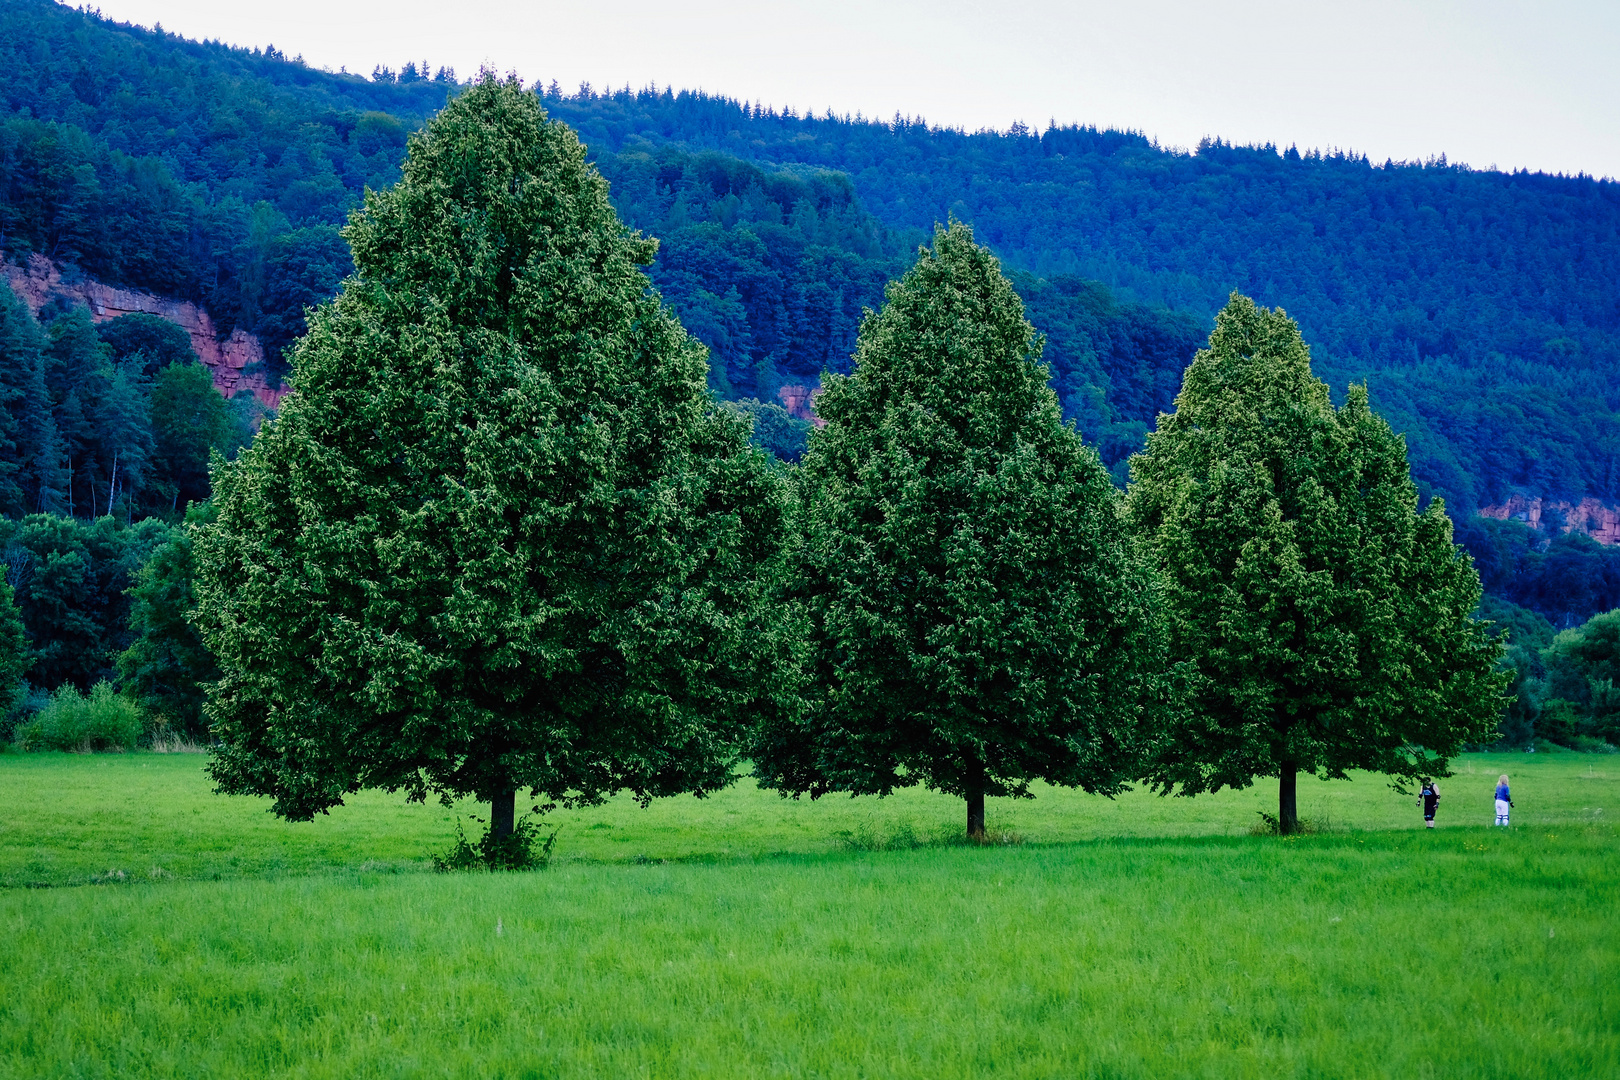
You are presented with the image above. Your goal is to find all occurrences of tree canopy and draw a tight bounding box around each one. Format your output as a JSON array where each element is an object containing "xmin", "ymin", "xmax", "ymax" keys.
[
  {"xmin": 753, "ymin": 223, "xmax": 1163, "ymax": 836},
  {"xmin": 1126, "ymin": 294, "xmax": 1505, "ymax": 832},
  {"xmin": 117, "ymin": 501, "xmax": 218, "ymax": 739},
  {"xmin": 194, "ymin": 76, "xmax": 787, "ymax": 839}
]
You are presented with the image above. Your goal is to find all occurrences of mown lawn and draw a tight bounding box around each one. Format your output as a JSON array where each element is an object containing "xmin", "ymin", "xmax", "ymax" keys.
[{"xmin": 1, "ymin": 751, "xmax": 1616, "ymax": 1078}]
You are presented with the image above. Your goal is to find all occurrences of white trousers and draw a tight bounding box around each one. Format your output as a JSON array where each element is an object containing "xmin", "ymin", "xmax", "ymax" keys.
[{"xmin": 1495, "ymin": 798, "xmax": 1510, "ymax": 826}]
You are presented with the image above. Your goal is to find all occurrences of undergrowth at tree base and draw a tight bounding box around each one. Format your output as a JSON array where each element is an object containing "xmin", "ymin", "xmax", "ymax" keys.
[
  {"xmin": 432, "ymin": 813, "xmax": 559, "ymax": 872},
  {"xmin": 1249, "ymin": 810, "xmax": 1336, "ymax": 836}
]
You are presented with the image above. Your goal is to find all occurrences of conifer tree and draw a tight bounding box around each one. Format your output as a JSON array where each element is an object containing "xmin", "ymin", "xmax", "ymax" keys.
[
  {"xmin": 1126, "ymin": 294, "xmax": 1505, "ymax": 833},
  {"xmin": 195, "ymin": 76, "xmax": 787, "ymax": 839},
  {"xmin": 753, "ymin": 223, "xmax": 1163, "ymax": 837}
]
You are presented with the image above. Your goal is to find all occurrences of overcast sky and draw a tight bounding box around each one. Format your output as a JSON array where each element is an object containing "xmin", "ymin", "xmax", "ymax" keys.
[{"xmin": 84, "ymin": 0, "xmax": 1620, "ymax": 178}]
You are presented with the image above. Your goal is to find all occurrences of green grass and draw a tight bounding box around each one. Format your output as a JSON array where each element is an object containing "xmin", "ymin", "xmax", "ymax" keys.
[
  {"xmin": 1, "ymin": 752, "xmax": 1616, "ymax": 1077},
  {"xmin": 2, "ymin": 750, "xmax": 1611, "ymax": 887}
]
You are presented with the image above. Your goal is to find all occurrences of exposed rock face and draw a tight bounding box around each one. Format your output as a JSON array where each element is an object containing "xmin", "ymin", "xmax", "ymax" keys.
[
  {"xmin": 1480, "ymin": 496, "xmax": 1620, "ymax": 546},
  {"xmin": 777, "ymin": 384, "xmax": 825, "ymax": 428},
  {"xmin": 3, "ymin": 254, "xmax": 286, "ymax": 409}
]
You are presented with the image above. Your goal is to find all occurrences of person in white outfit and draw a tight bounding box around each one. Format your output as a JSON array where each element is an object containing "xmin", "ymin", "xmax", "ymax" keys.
[{"xmin": 1494, "ymin": 774, "xmax": 1513, "ymax": 826}]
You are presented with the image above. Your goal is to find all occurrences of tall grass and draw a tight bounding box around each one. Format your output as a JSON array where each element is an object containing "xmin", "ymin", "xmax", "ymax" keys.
[
  {"xmin": 2, "ymin": 829, "xmax": 1615, "ymax": 1078},
  {"xmin": 0, "ymin": 753, "xmax": 1614, "ymax": 1076}
]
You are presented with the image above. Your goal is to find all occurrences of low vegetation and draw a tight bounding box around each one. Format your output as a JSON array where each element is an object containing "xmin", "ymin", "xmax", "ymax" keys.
[
  {"xmin": 12, "ymin": 681, "xmax": 142, "ymax": 752},
  {"xmin": 0, "ymin": 752, "xmax": 1614, "ymax": 1077}
]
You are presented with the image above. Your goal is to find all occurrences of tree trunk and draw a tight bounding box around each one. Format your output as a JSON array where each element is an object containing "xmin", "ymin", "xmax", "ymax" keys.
[
  {"xmin": 1279, "ymin": 764, "xmax": 1299, "ymax": 836},
  {"xmin": 490, "ymin": 788, "xmax": 516, "ymax": 839},
  {"xmin": 966, "ymin": 764, "xmax": 986, "ymax": 841}
]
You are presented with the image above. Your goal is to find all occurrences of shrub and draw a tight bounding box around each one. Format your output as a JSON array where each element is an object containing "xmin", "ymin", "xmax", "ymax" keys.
[
  {"xmin": 432, "ymin": 813, "xmax": 559, "ymax": 872},
  {"xmin": 15, "ymin": 682, "xmax": 145, "ymax": 751}
]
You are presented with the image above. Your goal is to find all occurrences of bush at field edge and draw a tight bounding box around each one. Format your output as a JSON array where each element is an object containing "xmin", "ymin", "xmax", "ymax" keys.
[{"xmin": 15, "ymin": 681, "xmax": 144, "ymax": 752}]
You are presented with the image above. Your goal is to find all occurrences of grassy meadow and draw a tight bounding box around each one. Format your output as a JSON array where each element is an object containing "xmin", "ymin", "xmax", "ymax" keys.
[{"xmin": 1, "ymin": 750, "xmax": 1616, "ymax": 1077}]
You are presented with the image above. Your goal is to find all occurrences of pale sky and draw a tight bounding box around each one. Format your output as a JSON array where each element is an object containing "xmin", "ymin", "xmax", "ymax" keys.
[{"xmin": 85, "ymin": 0, "xmax": 1620, "ymax": 179}]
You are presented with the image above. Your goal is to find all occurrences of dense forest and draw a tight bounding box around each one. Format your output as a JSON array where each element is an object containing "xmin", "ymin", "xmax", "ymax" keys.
[
  {"xmin": 538, "ymin": 90, "xmax": 1620, "ymax": 518},
  {"xmin": 4, "ymin": 0, "xmax": 1620, "ymax": 654},
  {"xmin": 11, "ymin": 0, "xmax": 1619, "ymax": 513}
]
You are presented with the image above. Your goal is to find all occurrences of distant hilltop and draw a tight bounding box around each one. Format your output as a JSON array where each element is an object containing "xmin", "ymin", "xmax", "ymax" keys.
[
  {"xmin": 3, "ymin": 255, "xmax": 287, "ymax": 410},
  {"xmin": 1479, "ymin": 496, "xmax": 1620, "ymax": 546}
]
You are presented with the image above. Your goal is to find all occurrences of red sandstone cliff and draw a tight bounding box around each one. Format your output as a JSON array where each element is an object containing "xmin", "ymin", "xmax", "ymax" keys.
[
  {"xmin": 1479, "ymin": 495, "xmax": 1620, "ymax": 546},
  {"xmin": 3, "ymin": 254, "xmax": 287, "ymax": 409},
  {"xmin": 777, "ymin": 384, "xmax": 825, "ymax": 428}
]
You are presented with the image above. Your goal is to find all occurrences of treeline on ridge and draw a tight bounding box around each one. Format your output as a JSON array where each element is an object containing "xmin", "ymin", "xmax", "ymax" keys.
[{"xmin": 9, "ymin": 0, "xmax": 1620, "ymax": 525}]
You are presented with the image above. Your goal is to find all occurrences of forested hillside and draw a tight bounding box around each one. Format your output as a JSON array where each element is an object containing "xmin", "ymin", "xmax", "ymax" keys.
[
  {"xmin": 540, "ymin": 89, "xmax": 1620, "ymax": 517},
  {"xmin": 5, "ymin": 0, "xmax": 1620, "ymax": 626},
  {"xmin": 0, "ymin": 0, "xmax": 453, "ymax": 373}
]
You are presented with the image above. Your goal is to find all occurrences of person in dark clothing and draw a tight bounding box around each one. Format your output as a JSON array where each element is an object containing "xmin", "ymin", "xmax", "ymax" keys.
[{"xmin": 1418, "ymin": 778, "xmax": 1440, "ymax": 828}]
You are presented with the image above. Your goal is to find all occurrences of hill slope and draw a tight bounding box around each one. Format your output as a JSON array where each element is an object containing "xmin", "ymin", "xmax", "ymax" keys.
[{"xmin": 7, "ymin": 2, "xmax": 1620, "ymax": 616}]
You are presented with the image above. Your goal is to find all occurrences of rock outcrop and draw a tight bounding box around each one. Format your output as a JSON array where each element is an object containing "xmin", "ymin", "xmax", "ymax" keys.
[
  {"xmin": 1479, "ymin": 496, "xmax": 1620, "ymax": 546},
  {"xmin": 3, "ymin": 254, "xmax": 286, "ymax": 409},
  {"xmin": 777, "ymin": 384, "xmax": 825, "ymax": 428}
]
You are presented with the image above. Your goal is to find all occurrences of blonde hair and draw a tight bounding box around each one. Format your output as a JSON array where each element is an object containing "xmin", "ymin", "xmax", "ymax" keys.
[{"xmin": 1498, "ymin": 774, "xmax": 1510, "ymax": 785}]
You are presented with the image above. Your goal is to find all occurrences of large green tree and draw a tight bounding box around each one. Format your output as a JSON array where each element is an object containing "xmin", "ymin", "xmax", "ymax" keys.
[
  {"xmin": 1125, "ymin": 294, "xmax": 1504, "ymax": 833},
  {"xmin": 194, "ymin": 76, "xmax": 787, "ymax": 839},
  {"xmin": 753, "ymin": 223, "xmax": 1163, "ymax": 838}
]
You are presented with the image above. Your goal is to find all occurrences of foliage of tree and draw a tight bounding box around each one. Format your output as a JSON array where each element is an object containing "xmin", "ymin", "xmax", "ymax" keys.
[
  {"xmin": 0, "ymin": 580, "xmax": 33, "ymax": 732},
  {"xmin": 117, "ymin": 501, "xmax": 217, "ymax": 739},
  {"xmin": 194, "ymin": 77, "xmax": 788, "ymax": 839},
  {"xmin": 753, "ymin": 224, "xmax": 1163, "ymax": 836},
  {"xmin": 0, "ymin": 283, "xmax": 56, "ymax": 516},
  {"xmin": 0, "ymin": 512, "xmax": 171, "ymax": 690},
  {"xmin": 1125, "ymin": 294, "xmax": 1506, "ymax": 832},
  {"xmin": 148, "ymin": 361, "xmax": 233, "ymax": 513},
  {"xmin": 719, "ymin": 398, "xmax": 812, "ymax": 463},
  {"xmin": 1455, "ymin": 516, "xmax": 1620, "ymax": 628},
  {"xmin": 1475, "ymin": 595, "xmax": 1556, "ymax": 748},
  {"xmin": 1535, "ymin": 612, "xmax": 1620, "ymax": 748},
  {"xmin": 1473, "ymin": 596, "xmax": 1620, "ymax": 751},
  {"xmin": 96, "ymin": 313, "xmax": 197, "ymax": 376},
  {"xmin": 0, "ymin": 290, "xmax": 250, "ymax": 523}
]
